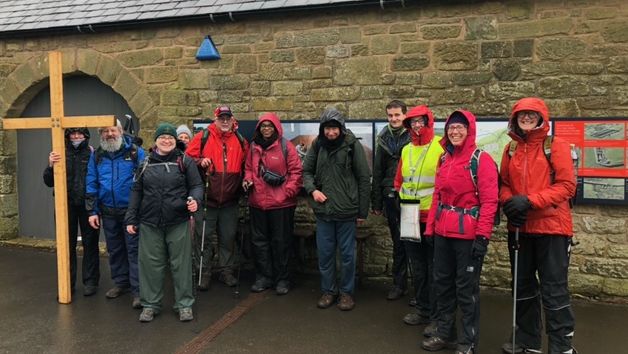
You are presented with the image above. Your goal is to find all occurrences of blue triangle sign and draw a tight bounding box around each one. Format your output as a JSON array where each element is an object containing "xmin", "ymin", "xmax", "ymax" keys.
[{"xmin": 196, "ymin": 36, "xmax": 221, "ymax": 61}]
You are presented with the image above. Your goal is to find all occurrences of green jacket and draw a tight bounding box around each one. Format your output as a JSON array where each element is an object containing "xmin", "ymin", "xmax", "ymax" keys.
[{"xmin": 303, "ymin": 131, "xmax": 371, "ymax": 221}]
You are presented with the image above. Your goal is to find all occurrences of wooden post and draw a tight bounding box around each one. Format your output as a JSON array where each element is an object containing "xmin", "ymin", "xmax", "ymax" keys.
[{"xmin": 2, "ymin": 52, "xmax": 116, "ymax": 304}]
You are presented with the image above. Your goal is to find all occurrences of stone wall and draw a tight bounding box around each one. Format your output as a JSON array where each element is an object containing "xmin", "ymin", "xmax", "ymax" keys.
[{"xmin": 1, "ymin": 0, "xmax": 627, "ymax": 300}]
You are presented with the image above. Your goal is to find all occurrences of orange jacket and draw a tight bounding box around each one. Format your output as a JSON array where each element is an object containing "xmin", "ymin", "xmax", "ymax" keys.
[{"xmin": 499, "ymin": 98, "xmax": 576, "ymax": 236}]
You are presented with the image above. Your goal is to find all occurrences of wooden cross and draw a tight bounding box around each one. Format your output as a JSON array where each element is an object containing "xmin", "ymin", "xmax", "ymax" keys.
[{"xmin": 2, "ymin": 52, "xmax": 115, "ymax": 304}]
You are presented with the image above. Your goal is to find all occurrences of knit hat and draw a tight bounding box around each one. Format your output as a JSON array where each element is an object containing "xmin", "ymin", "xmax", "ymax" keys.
[
  {"xmin": 154, "ymin": 123, "xmax": 177, "ymax": 141},
  {"xmin": 176, "ymin": 124, "xmax": 192, "ymax": 139},
  {"xmin": 446, "ymin": 112, "xmax": 469, "ymax": 127}
]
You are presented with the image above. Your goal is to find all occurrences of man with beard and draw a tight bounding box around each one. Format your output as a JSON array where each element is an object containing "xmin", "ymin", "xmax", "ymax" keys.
[
  {"xmin": 86, "ymin": 120, "xmax": 145, "ymax": 309},
  {"xmin": 44, "ymin": 128, "xmax": 100, "ymax": 296},
  {"xmin": 302, "ymin": 108, "xmax": 371, "ymax": 311}
]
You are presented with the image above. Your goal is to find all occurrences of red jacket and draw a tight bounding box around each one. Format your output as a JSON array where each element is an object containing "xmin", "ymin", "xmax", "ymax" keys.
[
  {"xmin": 186, "ymin": 122, "xmax": 248, "ymax": 207},
  {"xmin": 244, "ymin": 113, "xmax": 303, "ymax": 210},
  {"xmin": 426, "ymin": 110, "xmax": 499, "ymax": 240},
  {"xmin": 499, "ymin": 97, "xmax": 575, "ymax": 236}
]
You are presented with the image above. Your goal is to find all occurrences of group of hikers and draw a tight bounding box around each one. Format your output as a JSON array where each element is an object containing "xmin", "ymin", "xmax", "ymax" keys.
[{"xmin": 45, "ymin": 97, "xmax": 577, "ymax": 354}]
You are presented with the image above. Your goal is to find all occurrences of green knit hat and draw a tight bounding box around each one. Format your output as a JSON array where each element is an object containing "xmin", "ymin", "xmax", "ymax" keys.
[{"xmin": 154, "ymin": 123, "xmax": 177, "ymax": 141}]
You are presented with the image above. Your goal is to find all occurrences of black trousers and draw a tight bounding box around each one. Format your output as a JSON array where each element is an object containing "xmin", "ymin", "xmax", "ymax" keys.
[
  {"xmin": 404, "ymin": 222, "xmax": 435, "ymax": 319},
  {"xmin": 433, "ymin": 235, "xmax": 484, "ymax": 349},
  {"xmin": 384, "ymin": 195, "xmax": 407, "ymax": 290},
  {"xmin": 249, "ymin": 206, "xmax": 295, "ymax": 284},
  {"xmin": 508, "ymin": 232, "xmax": 575, "ymax": 353},
  {"xmin": 67, "ymin": 204, "xmax": 100, "ymax": 289}
]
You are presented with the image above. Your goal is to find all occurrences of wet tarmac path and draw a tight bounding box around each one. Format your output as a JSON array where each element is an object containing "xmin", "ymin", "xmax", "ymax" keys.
[{"xmin": 1, "ymin": 247, "xmax": 626, "ymax": 353}]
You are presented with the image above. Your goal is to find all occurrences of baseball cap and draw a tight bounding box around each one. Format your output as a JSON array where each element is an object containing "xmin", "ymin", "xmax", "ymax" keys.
[{"xmin": 214, "ymin": 106, "xmax": 233, "ymax": 118}]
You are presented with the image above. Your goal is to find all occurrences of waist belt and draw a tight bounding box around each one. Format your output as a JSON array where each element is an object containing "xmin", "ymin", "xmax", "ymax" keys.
[{"xmin": 436, "ymin": 203, "xmax": 479, "ymax": 234}]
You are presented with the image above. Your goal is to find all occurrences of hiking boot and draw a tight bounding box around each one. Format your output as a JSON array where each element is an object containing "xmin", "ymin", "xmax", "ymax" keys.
[
  {"xmin": 403, "ymin": 312, "xmax": 430, "ymax": 326},
  {"xmin": 197, "ymin": 274, "xmax": 210, "ymax": 291},
  {"xmin": 386, "ymin": 287, "xmax": 406, "ymax": 301},
  {"xmin": 501, "ymin": 341, "xmax": 543, "ymax": 354},
  {"xmin": 275, "ymin": 280, "xmax": 290, "ymax": 295},
  {"xmin": 317, "ymin": 293, "xmax": 336, "ymax": 309},
  {"xmin": 337, "ymin": 293, "xmax": 355, "ymax": 311},
  {"xmin": 421, "ymin": 336, "xmax": 457, "ymax": 351},
  {"xmin": 179, "ymin": 307, "xmax": 193, "ymax": 322},
  {"xmin": 250, "ymin": 277, "xmax": 273, "ymax": 293},
  {"xmin": 105, "ymin": 286, "xmax": 130, "ymax": 299},
  {"xmin": 423, "ymin": 321, "xmax": 438, "ymax": 338},
  {"xmin": 132, "ymin": 296, "xmax": 141, "ymax": 309},
  {"xmin": 83, "ymin": 285, "xmax": 97, "ymax": 297},
  {"xmin": 219, "ymin": 272, "xmax": 238, "ymax": 287},
  {"xmin": 139, "ymin": 308, "xmax": 158, "ymax": 322},
  {"xmin": 455, "ymin": 344, "xmax": 474, "ymax": 354}
]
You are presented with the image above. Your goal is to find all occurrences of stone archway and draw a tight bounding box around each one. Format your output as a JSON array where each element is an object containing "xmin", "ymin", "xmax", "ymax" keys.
[{"xmin": 0, "ymin": 49, "xmax": 156, "ymax": 239}]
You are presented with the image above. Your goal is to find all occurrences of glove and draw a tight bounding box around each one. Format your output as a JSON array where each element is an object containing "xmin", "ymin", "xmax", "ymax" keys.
[
  {"xmin": 502, "ymin": 195, "xmax": 531, "ymax": 217},
  {"xmin": 471, "ymin": 236, "xmax": 489, "ymax": 259},
  {"xmin": 509, "ymin": 213, "xmax": 527, "ymax": 228}
]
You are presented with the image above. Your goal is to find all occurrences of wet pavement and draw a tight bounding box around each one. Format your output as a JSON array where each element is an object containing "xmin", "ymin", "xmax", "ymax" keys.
[{"xmin": 1, "ymin": 246, "xmax": 627, "ymax": 354}]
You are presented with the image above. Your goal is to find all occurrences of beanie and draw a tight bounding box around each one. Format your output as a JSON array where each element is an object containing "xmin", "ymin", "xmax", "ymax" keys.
[
  {"xmin": 447, "ymin": 112, "xmax": 469, "ymax": 127},
  {"xmin": 154, "ymin": 123, "xmax": 177, "ymax": 141},
  {"xmin": 176, "ymin": 124, "xmax": 192, "ymax": 138}
]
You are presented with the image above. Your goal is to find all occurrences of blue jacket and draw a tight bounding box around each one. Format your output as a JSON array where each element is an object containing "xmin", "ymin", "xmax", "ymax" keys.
[{"xmin": 85, "ymin": 135, "xmax": 145, "ymax": 215}]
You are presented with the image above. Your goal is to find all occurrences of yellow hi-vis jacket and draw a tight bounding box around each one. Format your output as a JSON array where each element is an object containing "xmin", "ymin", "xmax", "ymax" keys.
[{"xmin": 398, "ymin": 136, "xmax": 443, "ymax": 212}]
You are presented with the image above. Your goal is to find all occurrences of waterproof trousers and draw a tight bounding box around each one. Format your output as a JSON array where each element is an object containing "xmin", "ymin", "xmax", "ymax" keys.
[
  {"xmin": 102, "ymin": 210, "xmax": 139, "ymax": 296},
  {"xmin": 384, "ymin": 194, "xmax": 407, "ymax": 291},
  {"xmin": 433, "ymin": 235, "xmax": 484, "ymax": 350},
  {"xmin": 405, "ymin": 222, "xmax": 435, "ymax": 319},
  {"xmin": 193, "ymin": 203, "xmax": 239, "ymax": 276},
  {"xmin": 139, "ymin": 222, "xmax": 194, "ymax": 311},
  {"xmin": 249, "ymin": 206, "xmax": 295, "ymax": 284},
  {"xmin": 508, "ymin": 232, "xmax": 575, "ymax": 354},
  {"xmin": 67, "ymin": 204, "xmax": 100, "ymax": 290},
  {"xmin": 316, "ymin": 219, "xmax": 356, "ymax": 295}
]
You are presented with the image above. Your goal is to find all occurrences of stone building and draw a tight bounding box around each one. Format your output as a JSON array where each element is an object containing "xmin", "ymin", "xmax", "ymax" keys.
[{"xmin": 0, "ymin": 0, "xmax": 627, "ymax": 301}]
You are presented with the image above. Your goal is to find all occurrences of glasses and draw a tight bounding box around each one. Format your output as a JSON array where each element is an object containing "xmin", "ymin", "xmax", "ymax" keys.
[
  {"xmin": 216, "ymin": 115, "xmax": 233, "ymax": 122},
  {"xmin": 517, "ymin": 111, "xmax": 540, "ymax": 121},
  {"xmin": 447, "ymin": 124, "xmax": 467, "ymax": 132},
  {"xmin": 260, "ymin": 123, "xmax": 275, "ymax": 130},
  {"xmin": 410, "ymin": 118, "xmax": 425, "ymax": 126},
  {"xmin": 157, "ymin": 135, "xmax": 175, "ymax": 141}
]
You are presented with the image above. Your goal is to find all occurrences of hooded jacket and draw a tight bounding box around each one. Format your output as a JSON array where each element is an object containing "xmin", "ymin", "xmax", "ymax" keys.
[
  {"xmin": 185, "ymin": 120, "xmax": 249, "ymax": 208},
  {"xmin": 371, "ymin": 117, "xmax": 410, "ymax": 212},
  {"xmin": 393, "ymin": 105, "xmax": 444, "ymax": 222},
  {"xmin": 302, "ymin": 108, "xmax": 371, "ymax": 221},
  {"xmin": 499, "ymin": 97, "xmax": 575, "ymax": 236},
  {"xmin": 85, "ymin": 134, "xmax": 146, "ymax": 215},
  {"xmin": 43, "ymin": 128, "xmax": 92, "ymax": 207},
  {"xmin": 244, "ymin": 113, "xmax": 303, "ymax": 210},
  {"xmin": 426, "ymin": 110, "xmax": 498, "ymax": 240}
]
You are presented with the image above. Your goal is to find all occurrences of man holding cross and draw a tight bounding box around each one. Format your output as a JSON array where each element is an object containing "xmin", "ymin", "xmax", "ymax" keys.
[{"xmin": 86, "ymin": 120, "xmax": 145, "ymax": 308}]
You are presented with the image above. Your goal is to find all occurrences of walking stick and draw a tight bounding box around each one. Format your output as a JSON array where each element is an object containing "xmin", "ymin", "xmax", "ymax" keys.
[
  {"xmin": 233, "ymin": 192, "xmax": 249, "ymax": 299},
  {"xmin": 198, "ymin": 176, "xmax": 210, "ymax": 286},
  {"xmin": 512, "ymin": 226, "xmax": 520, "ymax": 353}
]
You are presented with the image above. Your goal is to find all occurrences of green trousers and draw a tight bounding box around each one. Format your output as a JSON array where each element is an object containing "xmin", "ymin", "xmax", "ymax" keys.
[{"xmin": 139, "ymin": 222, "xmax": 194, "ymax": 311}]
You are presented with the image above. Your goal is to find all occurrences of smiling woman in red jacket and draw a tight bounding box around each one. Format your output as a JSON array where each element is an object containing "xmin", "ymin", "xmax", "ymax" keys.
[
  {"xmin": 243, "ymin": 113, "xmax": 303, "ymax": 295},
  {"xmin": 499, "ymin": 97, "xmax": 577, "ymax": 354},
  {"xmin": 422, "ymin": 110, "xmax": 499, "ymax": 354}
]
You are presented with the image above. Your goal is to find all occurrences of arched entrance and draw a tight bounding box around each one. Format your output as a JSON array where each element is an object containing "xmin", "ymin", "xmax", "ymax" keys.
[{"xmin": 18, "ymin": 75, "xmax": 134, "ymax": 239}]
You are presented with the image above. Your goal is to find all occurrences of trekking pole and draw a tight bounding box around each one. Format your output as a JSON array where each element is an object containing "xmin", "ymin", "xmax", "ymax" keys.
[
  {"xmin": 512, "ymin": 226, "xmax": 520, "ymax": 353},
  {"xmin": 198, "ymin": 176, "xmax": 210, "ymax": 286},
  {"xmin": 233, "ymin": 193, "xmax": 249, "ymax": 299}
]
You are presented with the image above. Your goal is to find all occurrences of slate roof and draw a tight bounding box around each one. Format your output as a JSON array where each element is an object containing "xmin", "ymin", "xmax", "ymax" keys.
[{"xmin": 0, "ymin": 0, "xmax": 373, "ymax": 35}]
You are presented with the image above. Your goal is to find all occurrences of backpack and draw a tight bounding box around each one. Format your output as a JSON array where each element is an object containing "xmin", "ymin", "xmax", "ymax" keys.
[
  {"xmin": 439, "ymin": 148, "xmax": 501, "ymax": 225},
  {"xmin": 507, "ymin": 136, "xmax": 578, "ymax": 207},
  {"xmin": 134, "ymin": 150, "xmax": 188, "ymax": 182}
]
